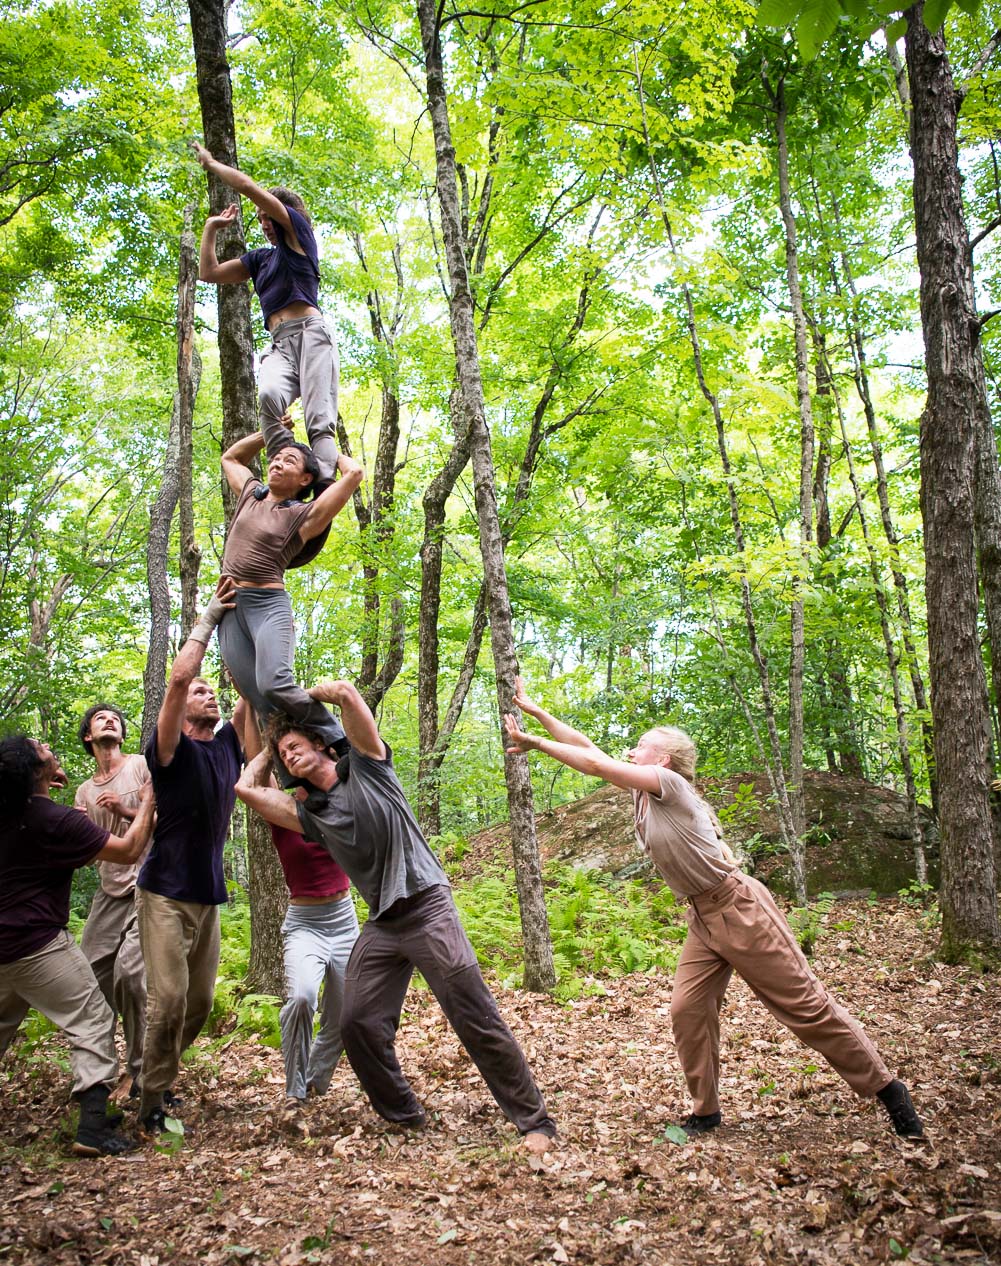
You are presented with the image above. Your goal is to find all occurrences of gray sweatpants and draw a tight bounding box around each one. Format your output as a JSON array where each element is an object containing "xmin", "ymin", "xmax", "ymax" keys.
[
  {"xmin": 80, "ymin": 888, "xmax": 146, "ymax": 1083},
  {"xmin": 259, "ymin": 314, "xmax": 339, "ymax": 483},
  {"xmin": 281, "ymin": 896, "xmax": 359, "ymax": 1100},
  {"xmin": 218, "ymin": 588, "xmax": 346, "ymax": 782},
  {"xmin": 0, "ymin": 931, "xmax": 117, "ymax": 1095},
  {"xmin": 339, "ymin": 885, "xmax": 556, "ymax": 1138}
]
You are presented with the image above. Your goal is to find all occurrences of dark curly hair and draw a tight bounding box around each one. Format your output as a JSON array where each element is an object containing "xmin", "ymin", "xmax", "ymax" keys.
[
  {"xmin": 78, "ymin": 703, "xmax": 127, "ymax": 756},
  {"xmin": 0, "ymin": 735, "xmax": 44, "ymax": 819},
  {"xmin": 266, "ymin": 714, "xmax": 350, "ymax": 762}
]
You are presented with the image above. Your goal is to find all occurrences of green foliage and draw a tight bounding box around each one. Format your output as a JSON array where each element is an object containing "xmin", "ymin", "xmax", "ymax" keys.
[{"xmin": 787, "ymin": 891, "xmax": 836, "ymax": 956}]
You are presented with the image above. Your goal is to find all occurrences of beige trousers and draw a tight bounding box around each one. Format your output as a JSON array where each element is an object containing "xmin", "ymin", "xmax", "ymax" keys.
[
  {"xmin": 136, "ymin": 889, "xmax": 220, "ymax": 1116},
  {"xmin": 0, "ymin": 931, "xmax": 117, "ymax": 1094},
  {"xmin": 81, "ymin": 888, "xmax": 146, "ymax": 1082},
  {"xmin": 671, "ymin": 873, "xmax": 891, "ymax": 1116}
]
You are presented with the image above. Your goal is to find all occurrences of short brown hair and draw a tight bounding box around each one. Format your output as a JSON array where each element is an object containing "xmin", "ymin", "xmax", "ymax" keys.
[{"xmin": 269, "ymin": 187, "xmax": 311, "ymax": 225}]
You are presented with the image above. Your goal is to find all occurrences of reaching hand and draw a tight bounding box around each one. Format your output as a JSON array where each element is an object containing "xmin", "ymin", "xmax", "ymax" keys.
[
  {"xmin": 512, "ymin": 676, "xmax": 540, "ymax": 718},
  {"xmin": 205, "ymin": 203, "xmax": 239, "ymax": 233},
  {"xmin": 190, "ymin": 140, "xmax": 215, "ymax": 171},
  {"xmin": 308, "ymin": 679, "xmax": 350, "ymax": 708},
  {"xmin": 503, "ymin": 713, "xmax": 539, "ymax": 755},
  {"xmin": 95, "ymin": 791, "xmax": 128, "ymax": 816}
]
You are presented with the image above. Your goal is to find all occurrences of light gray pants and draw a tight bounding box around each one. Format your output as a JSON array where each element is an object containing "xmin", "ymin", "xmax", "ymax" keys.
[
  {"xmin": 281, "ymin": 897, "xmax": 360, "ymax": 1100},
  {"xmin": 259, "ymin": 314, "xmax": 339, "ymax": 483},
  {"xmin": 80, "ymin": 888, "xmax": 146, "ymax": 1083},
  {"xmin": 0, "ymin": 931, "xmax": 117, "ymax": 1095},
  {"xmin": 136, "ymin": 889, "xmax": 220, "ymax": 1118},
  {"xmin": 218, "ymin": 588, "xmax": 346, "ymax": 783}
]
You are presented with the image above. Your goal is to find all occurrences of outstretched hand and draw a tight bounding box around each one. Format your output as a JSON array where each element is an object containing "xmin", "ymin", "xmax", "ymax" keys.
[
  {"xmin": 503, "ymin": 713, "xmax": 539, "ymax": 755},
  {"xmin": 512, "ymin": 675, "xmax": 538, "ymax": 718},
  {"xmin": 205, "ymin": 203, "xmax": 239, "ymax": 233},
  {"xmin": 190, "ymin": 139, "xmax": 215, "ymax": 171}
]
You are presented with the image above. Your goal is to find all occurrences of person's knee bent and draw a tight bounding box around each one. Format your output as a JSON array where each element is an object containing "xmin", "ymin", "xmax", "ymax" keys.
[{"xmin": 258, "ymin": 377, "xmax": 294, "ymax": 424}]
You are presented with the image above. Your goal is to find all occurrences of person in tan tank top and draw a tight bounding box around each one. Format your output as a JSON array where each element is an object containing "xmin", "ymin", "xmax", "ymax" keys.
[{"xmin": 504, "ymin": 679, "xmax": 924, "ymax": 1143}]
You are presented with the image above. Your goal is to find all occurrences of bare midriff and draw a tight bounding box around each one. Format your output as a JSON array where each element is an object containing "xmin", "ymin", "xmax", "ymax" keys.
[
  {"xmin": 267, "ymin": 301, "xmax": 321, "ymax": 333},
  {"xmin": 233, "ymin": 578, "xmax": 286, "ymax": 590},
  {"xmin": 290, "ymin": 890, "xmax": 351, "ymax": 907}
]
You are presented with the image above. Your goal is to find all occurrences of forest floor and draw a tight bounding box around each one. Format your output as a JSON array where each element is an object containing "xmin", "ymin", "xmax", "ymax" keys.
[{"xmin": 1, "ymin": 899, "xmax": 1000, "ymax": 1266}]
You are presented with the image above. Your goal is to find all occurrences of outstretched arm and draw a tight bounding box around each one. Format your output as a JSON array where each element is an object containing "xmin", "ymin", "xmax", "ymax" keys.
[
  {"xmin": 221, "ymin": 430, "xmax": 265, "ymax": 497},
  {"xmin": 235, "ymin": 751, "xmax": 301, "ymax": 831},
  {"xmin": 191, "ymin": 141, "xmax": 301, "ymax": 246},
  {"xmin": 511, "ymin": 677, "xmax": 598, "ymax": 751},
  {"xmin": 503, "ymin": 714, "xmax": 663, "ymax": 795},
  {"xmin": 95, "ymin": 782, "xmax": 156, "ymax": 865},
  {"xmin": 198, "ymin": 204, "xmax": 252, "ymax": 285},
  {"xmin": 299, "ymin": 454, "xmax": 364, "ymax": 542},
  {"xmin": 309, "ymin": 680, "xmax": 385, "ymax": 759},
  {"xmin": 155, "ymin": 584, "xmax": 235, "ymax": 767}
]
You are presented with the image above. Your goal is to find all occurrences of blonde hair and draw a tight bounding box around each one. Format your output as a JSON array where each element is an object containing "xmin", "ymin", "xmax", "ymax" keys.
[
  {"xmin": 644, "ymin": 726, "xmax": 697, "ymax": 781},
  {"xmin": 644, "ymin": 725, "xmax": 737, "ymax": 864}
]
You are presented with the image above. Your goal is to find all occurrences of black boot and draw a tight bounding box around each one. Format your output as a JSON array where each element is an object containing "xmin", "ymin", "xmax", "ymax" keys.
[
  {"xmin": 72, "ymin": 1085, "xmax": 135, "ymax": 1157},
  {"xmin": 877, "ymin": 1079, "xmax": 925, "ymax": 1139}
]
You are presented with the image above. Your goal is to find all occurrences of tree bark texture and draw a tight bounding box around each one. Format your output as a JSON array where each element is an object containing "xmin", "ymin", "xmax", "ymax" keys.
[
  {"xmin": 143, "ymin": 218, "xmax": 202, "ymax": 746},
  {"xmin": 187, "ymin": 0, "xmax": 258, "ymax": 517},
  {"xmin": 177, "ymin": 206, "xmax": 201, "ymax": 643},
  {"xmin": 905, "ymin": 5, "xmax": 999, "ymax": 961},
  {"xmin": 417, "ymin": 0, "xmax": 555, "ymax": 992},
  {"xmin": 188, "ymin": 0, "xmax": 287, "ymax": 989}
]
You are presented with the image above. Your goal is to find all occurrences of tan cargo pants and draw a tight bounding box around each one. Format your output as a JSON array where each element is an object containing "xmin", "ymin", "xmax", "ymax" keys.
[{"xmin": 671, "ymin": 873, "xmax": 891, "ymax": 1116}]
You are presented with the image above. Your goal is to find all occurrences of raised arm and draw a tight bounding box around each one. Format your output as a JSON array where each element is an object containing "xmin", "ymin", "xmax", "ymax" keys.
[
  {"xmin": 235, "ymin": 751, "xmax": 301, "ymax": 831},
  {"xmin": 198, "ymin": 204, "xmax": 252, "ymax": 285},
  {"xmin": 309, "ymin": 680, "xmax": 385, "ymax": 759},
  {"xmin": 299, "ymin": 454, "xmax": 364, "ymax": 543},
  {"xmin": 155, "ymin": 586, "xmax": 234, "ymax": 767},
  {"xmin": 94, "ymin": 782, "xmax": 156, "ymax": 865},
  {"xmin": 503, "ymin": 714, "xmax": 663, "ymax": 795},
  {"xmin": 191, "ymin": 142, "xmax": 300, "ymax": 244},
  {"xmin": 221, "ymin": 430, "xmax": 265, "ymax": 497},
  {"xmin": 512, "ymin": 677, "xmax": 598, "ymax": 750}
]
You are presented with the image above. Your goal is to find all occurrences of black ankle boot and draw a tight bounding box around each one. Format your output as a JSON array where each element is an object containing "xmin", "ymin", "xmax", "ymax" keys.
[
  {"xmin": 72, "ymin": 1085, "xmax": 135, "ymax": 1157},
  {"xmin": 877, "ymin": 1079, "xmax": 925, "ymax": 1139}
]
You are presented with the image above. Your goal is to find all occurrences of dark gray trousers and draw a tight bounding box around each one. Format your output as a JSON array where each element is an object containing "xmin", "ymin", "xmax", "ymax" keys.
[
  {"xmin": 340, "ymin": 885, "xmax": 556, "ymax": 1138},
  {"xmin": 218, "ymin": 588, "xmax": 346, "ymax": 765}
]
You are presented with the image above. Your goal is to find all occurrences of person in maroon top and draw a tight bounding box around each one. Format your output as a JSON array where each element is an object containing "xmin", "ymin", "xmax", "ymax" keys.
[
  {"xmin": 240, "ymin": 714, "xmax": 358, "ymax": 1106},
  {"xmin": 0, "ymin": 735, "xmax": 155, "ymax": 1156}
]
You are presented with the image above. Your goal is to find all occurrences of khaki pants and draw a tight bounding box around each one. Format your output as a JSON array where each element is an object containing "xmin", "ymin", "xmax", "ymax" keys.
[
  {"xmin": 671, "ymin": 873, "xmax": 891, "ymax": 1116},
  {"xmin": 136, "ymin": 889, "xmax": 220, "ymax": 1116},
  {"xmin": 81, "ymin": 888, "xmax": 146, "ymax": 1082},
  {"xmin": 0, "ymin": 931, "xmax": 117, "ymax": 1094}
]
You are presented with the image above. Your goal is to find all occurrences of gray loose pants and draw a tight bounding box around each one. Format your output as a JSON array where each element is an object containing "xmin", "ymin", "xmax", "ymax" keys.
[
  {"xmin": 259, "ymin": 314, "xmax": 339, "ymax": 483},
  {"xmin": 339, "ymin": 885, "xmax": 556, "ymax": 1138},
  {"xmin": 80, "ymin": 888, "xmax": 146, "ymax": 1083},
  {"xmin": 218, "ymin": 588, "xmax": 346, "ymax": 781},
  {"xmin": 0, "ymin": 931, "xmax": 117, "ymax": 1095},
  {"xmin": 281, "ymin": 896, "xmax": 359, "ymax": 1100}
]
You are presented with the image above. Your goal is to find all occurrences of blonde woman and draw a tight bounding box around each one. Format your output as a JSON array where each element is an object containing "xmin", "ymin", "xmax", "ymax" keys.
[{"xmin": 503, "ymin": 680, "xmax": 924, "ymax": 1141}]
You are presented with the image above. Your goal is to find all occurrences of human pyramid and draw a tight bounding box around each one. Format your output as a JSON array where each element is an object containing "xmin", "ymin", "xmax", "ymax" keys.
[{"xmin": 0, "ymin": 146, "xmax": 925, "ymax": 1161}]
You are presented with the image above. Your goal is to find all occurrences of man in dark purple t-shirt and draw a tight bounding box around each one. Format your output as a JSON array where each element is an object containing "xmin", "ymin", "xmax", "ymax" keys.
[
  {"xmin": 0, "ymin": 734, "xmax": 154, "ymax": 1155},
  {"xmin": 135, "ymin": 591, "xmax": 245, "ymax": 1133}
]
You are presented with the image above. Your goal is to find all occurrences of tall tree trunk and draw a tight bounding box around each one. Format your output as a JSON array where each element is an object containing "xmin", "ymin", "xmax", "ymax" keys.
[
  {"xmin": 143, "ymin": 214, "xmax": 202, "ymax": 745},
  {"xmin": 769, "ymin": 73, "xmax": 813, "ymax": 903},
  {"xmin": 417, "ymin": 0, "xmax": 555, "ymax": 991},
  {"xmin": 189, "ymin": 0, "xmax": 286, "ymax": 993},
  {"xmin": 905, "ymin": 4, "xmax": 999, "ymax": 962}
]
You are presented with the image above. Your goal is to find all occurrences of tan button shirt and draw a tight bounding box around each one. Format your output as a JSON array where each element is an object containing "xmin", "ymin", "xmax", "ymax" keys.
[
  {"xmin": 74, "ymin": 754, "xmax": 151, "ymax": 898},
  {"xmin": 632, "ymin": 768, "xmax": 736, "ymax": 899}
]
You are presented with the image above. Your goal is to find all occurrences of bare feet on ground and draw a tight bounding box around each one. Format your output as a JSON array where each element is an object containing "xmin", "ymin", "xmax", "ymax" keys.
[{"xmin": 521, "ymin": 1131, "xmax": 553, "ymax": 1156}]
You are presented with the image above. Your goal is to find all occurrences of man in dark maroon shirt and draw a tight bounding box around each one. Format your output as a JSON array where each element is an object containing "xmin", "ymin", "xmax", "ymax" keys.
[{"xmin": 0, "ymin": 735, "xmax": 154, "ymax": 1155}]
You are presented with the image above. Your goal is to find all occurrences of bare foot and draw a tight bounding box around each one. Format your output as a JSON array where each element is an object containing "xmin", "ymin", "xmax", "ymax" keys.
[{"xmin": 521, "ymin": 1131, "xmax": 553, "ymax": 1156}]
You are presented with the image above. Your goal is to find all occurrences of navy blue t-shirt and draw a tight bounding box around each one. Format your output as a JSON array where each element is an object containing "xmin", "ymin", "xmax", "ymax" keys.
[
  {"xmin": 138, "ymin": 722, "xmax": 242, "ymax": 906},
  {"xmin": 240, "ymin": 207, "xmax": 320, "ymax": 328},
  {"xmin": 0, "ymin": 797, "xmax": 109, "ymax": 964}
]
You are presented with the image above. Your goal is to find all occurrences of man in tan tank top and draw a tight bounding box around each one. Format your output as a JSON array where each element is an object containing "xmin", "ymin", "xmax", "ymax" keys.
[{"xmin": 75, "ymin": 704, "xmax": 151, "ymax": 1099}]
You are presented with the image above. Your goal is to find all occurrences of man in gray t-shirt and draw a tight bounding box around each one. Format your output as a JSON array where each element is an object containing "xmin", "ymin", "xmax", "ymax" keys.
[{"xmin": 236, "ymin": 681, "xmax": 555, "ymax": 1154}]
